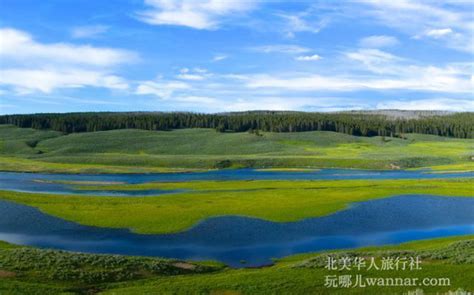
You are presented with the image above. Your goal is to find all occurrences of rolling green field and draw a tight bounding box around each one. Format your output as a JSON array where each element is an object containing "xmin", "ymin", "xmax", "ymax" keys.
[
  {"xmin": 1, "ymin": 125, "xmax": 472, "ymax": 173},
  {"xmin": 0, "ymin": 178, "xmax": 472, "ymax": 234},
  {"xmin": 0, "ymin": 236, "xmax": 472, "ymax": 294},
  {"xmin": 1, "ymin": 124, "xmax": 473, "ymax": 294}
]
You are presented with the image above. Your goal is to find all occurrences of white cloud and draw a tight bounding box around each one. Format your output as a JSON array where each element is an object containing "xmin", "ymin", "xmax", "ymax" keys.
[
  {"xmin": 295, "ymin": 54, "xmax": 321, "ymax": 61},
  {"xmin": 212, "ymin": 54, "xmax": 228, "ymax": 62},
  {"xmin": 173, "ymin": 95, "xmax": 217, "ymax": 104},
  {"xmin": 376, "ymin": 98, "xmax": 474, "ymax": 111},
  {"xmin": 134, "ymin": 56, "xmax": 472, "ymax": 112},
  {"xmin": 424, "ymin": 28, "xmax": 453, "ymax": 38},
  {"xmin": 345, "ymin": 48, "xmax": 402, "ymax": 74},
  {"xmin": 0, "ymin": 69, "xmax": 128, "ymax": 93},
  {"xmin": 244, "ymin": 74, "xmax": 358, "ymax": 91},
  {"xmin": 193, "ymin": 67, "xmax": 207, "ymax": 73},
  {"xmin": 135, "ymin": 80, "xmax": 190, "ymax": 99},
  {"xmin": 0, "ymin": 28, "xmax": 135, "ymax": 93},
  {"xmin": 136, "ymin": 0, "xmax": 257, "ymax": 30},
  {"xmin": 71, "ymin": 25, "xmax": 109, "ymax": 39},
  {"xmin": 9, "ymin": 94, "xmax": 129, "ymax": 106},
  {"xmin": 359, "ymin": 35, "xmax": 399, "ymax": 48},
  {"xmin": 252, "ymin": 44, "xmax": 311, "ymax": 54},
  {"xmin": 188, "ymin": 96, "xmax": 370, "ymax": 112},
  {"xmin": 357, "ymin": 0, "xmax": 473, "ymax": 52},
  {"xmin": 244, "ymin": 63, "xmax": 472, "ymax": 93},
  {"xmin": 0, "ymin": 28, "xmax": 136, "ymax": 67},
  {"xmin": 176, "ymin": 68, "xmax": 209, "ymax": 80},
  {"xmin": 177, "ymin": 74, "xmax": 205, "ymax": 81},
  {"xmin": 276, "ymin": 11, "xmax": 329, "ymax": 38},
  {"xmin": 344, "ymin": 49, "xmax": 473, "ymax": 94},
  {"xmin": 346, "ymin": 48, "xmax": 397, "ymax": 62}
]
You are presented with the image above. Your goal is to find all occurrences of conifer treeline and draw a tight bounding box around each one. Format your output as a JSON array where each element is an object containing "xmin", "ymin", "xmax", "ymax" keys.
[{"xmin": 0, "ymin": 111, "xmax": 472, "ymax": 138}]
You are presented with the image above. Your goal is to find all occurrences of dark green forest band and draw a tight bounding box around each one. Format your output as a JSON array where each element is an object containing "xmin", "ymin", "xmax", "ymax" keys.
[{"xmin": 1, "ymin": 111, "xmax": 472, "ymax": 138}]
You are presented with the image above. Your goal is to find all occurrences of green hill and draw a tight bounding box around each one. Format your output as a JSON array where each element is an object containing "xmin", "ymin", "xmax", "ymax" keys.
[{"xmin": 0, "ymin": 125, "xmax": 472, "ymax": 173}]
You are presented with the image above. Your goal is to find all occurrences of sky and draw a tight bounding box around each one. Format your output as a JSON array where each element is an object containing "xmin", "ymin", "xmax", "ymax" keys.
[{"xmin": 0, "ymin": 0, "xmax": 473, "ymax": 114}]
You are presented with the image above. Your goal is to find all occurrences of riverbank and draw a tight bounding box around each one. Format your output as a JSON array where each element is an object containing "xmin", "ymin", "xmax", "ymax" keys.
[{"xmin": 0, "ymin": 235, "xmax": 472, "ymax": 294}]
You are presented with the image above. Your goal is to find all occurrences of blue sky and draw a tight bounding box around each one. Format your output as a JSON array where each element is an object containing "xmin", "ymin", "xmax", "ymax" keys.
[{"xmin": 0, "ymin": 0, "xmax": 473, "ymax": 114}]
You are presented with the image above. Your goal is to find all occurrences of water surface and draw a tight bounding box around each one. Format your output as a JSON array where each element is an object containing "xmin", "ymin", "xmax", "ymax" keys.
[
  {"xmin": 0, "ymin": 169, "xmax": 472, "ymax": 196},
  {"xmin": 0, "ymin": 195, "xmax": 472, "ymax": 267}
]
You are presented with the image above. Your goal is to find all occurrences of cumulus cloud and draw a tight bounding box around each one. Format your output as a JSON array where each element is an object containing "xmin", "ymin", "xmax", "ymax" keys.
[
  {"xmin": 359, "ymin": 35, "xmax": 399, "ymax": 48},
  {"xmin": 0, "ymin": 28, "xmax": 136, "ymax": 93},
  {"xmin": 136, "ymin": 0, "xmax": 257, "ymax": 30}
]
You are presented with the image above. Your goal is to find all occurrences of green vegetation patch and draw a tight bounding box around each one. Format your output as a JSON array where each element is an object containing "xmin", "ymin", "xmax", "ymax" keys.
[
  {"xmin": 101, "ymin": 236, "xmax": 474, "ymax": 294},
  {"xmin": 0, "ymin": 178, "xmax": 472, "ymax": 234},
  {"xmin": 0, "ymin": 236, "xmax": 472, "ymax": 294},
  {"xmin": 1, "ymin": 125, "xmax": 472, "ymax": 173},
  {"xmin": 0, "ymin": 242, "xmax": 223, "ymax": 294}
]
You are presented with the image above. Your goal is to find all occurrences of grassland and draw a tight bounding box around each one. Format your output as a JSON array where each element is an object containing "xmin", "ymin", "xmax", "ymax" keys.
[
  {"xmin": 0, "ymin": 178, "xmax": 472, "ymax": 234},
  {"xmin": 0, "ymin": 240, "xmax": 224, "ymax": 294},
  {"xmin": 1, "ymin": 125, "xmax": 473, "ymax": 294},
  {"xmin": 0, "ymin": 236, "xmax": 472, "ymax": 294},
  {"xmin": 1, "ymin": 125, "xmax": 472, "ymax": 173},
  {"xmin": 102, "ymin": 236, "xmax": 474, "ymax": 295}
]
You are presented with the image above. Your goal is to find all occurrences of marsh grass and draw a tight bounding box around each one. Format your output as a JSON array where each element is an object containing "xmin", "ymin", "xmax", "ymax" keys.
[{"xmin": 0, "ymin": 178, "xmax": 471, "ymax": 234}]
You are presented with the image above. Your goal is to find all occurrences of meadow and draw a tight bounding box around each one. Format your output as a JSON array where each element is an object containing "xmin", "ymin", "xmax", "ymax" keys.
[
  {"xmin": 1, "ymin": 123, "xmax": 473, "ymax": 294},
  {"xmin": 0, "ymin": 178, "xmax": 471, "ymax": 234},
  {"xmin": 0, "ymin": 236, "xmax": 472, "ymax": 294},
  {"xmin": 102, "ymin": 236, "xmax": 474, "ymax": 295},
  {"xmin": 0, "ymin": 125, "xmax": 472, "ymax": 173}
]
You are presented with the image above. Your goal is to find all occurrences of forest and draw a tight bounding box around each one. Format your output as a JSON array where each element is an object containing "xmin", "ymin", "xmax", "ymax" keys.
[{"xmin": 0, "ymin": 111, "xmax": 472, "ymax": 138}]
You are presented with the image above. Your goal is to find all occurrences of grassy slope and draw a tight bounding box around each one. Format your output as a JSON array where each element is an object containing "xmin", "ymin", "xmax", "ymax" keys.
[
  {"xmin": 103, "ymin": 236, "xmax": 474, "ymax": 295},
  {"xmin": 1, "ymin": 125, "xmax": 472, "ymax": 173},
  {"xmin": 0, "ymin": 178, "xmax": 471, "ymax": 234},
  {"xmin": 0, "ymin": 240, "xmax": 224, "ymax": 295},
  {"xmin": 2, "ymin": 236, "xmax": 472, "ymax": 294}
]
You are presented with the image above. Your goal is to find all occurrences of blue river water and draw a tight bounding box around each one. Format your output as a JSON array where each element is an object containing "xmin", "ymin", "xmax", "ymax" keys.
[
  {"xmin": 0, "ymin": 169, "xmax": 473, "ymax": 196},
  {"xmin": 0, "ymin": 195, "xmax": 473, "ymax": 267}
]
